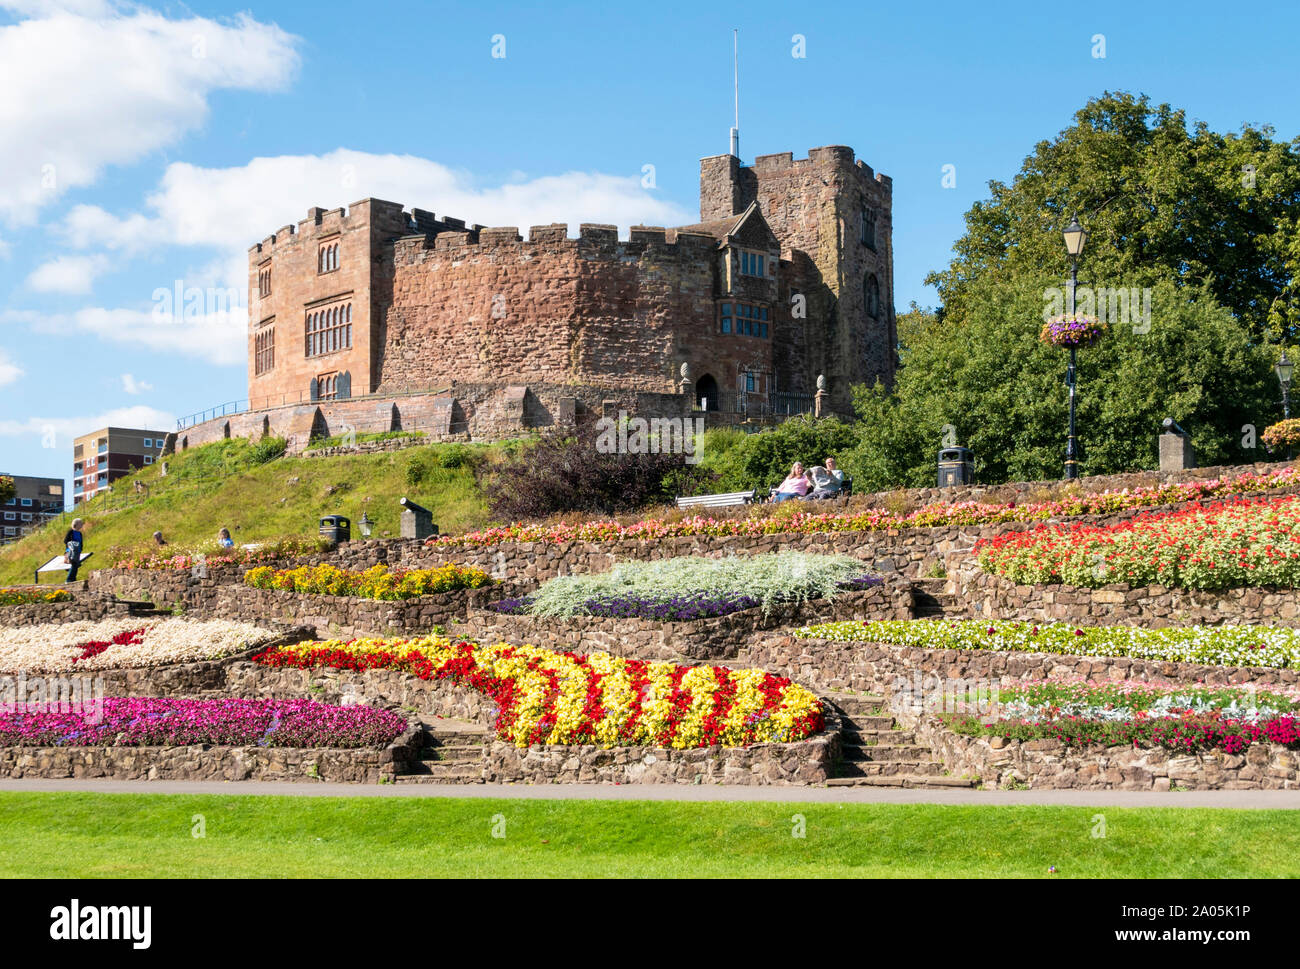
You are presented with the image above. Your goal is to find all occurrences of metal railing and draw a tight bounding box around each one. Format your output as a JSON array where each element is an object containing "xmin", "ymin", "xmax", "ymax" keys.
[
  {"xmin": 696, "ymin": 390, "xmax": 815, "ymax": 418},
  {"xmin": 176, "ymin": 383, "xmax": 456, "ymax": 430}
]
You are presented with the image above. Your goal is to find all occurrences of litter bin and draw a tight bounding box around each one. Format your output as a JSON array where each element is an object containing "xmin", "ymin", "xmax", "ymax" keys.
[
  {"xmin": 937, "ymin": 447, "xmax": 973, "ymax": 488},
  {"xmin": 319, "ymin": 515, "xmax": 351, "ymax": 544}
]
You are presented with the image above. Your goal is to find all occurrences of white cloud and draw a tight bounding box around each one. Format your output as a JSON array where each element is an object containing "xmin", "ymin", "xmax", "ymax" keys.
[
  {"xmin": 121, "ymin": 373, "xmax": 153, "ymax": 395},
  {"xmin": 0, "ymin": 3, "xmax": 300, "ymax": 226},
  {"xmin": 26, "ymin": 254, "xmax": 109, "ymax": 294},
  {"xmin": 4, "ymin": 305, "xmax": 245, "ymax": 367},
  {"xmin": 0, "ymin": 404, "xmax": 175, "ymax": 441},
  {"xmin": 74, "ymin": 149, "xmax": 695, "ymax": 254},
  {"xmin": 0, "ymin": 349, "xmax": 22, "ymax": 387}
]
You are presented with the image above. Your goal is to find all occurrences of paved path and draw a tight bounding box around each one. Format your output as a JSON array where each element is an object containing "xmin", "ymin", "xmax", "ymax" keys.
[{"xmin": 1, "ymin": 778, "xmax": 1298, "ymax": 809}]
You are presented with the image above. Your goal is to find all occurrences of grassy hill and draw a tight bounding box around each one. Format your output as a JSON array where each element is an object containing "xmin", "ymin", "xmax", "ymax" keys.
[{"xmin": 0, "ymin": 436, "xmax": 512, "ymax": 586}]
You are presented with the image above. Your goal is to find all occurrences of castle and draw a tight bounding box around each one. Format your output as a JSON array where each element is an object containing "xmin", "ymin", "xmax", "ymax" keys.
[{"xmin": 182, "ymin": 144, "xmax": 895, "ymax": 451}]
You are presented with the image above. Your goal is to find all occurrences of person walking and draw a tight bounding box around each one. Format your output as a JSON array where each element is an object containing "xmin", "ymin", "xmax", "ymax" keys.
[{"xmin": 63, "ymin": 518, "xmax": 85, "ymax": 582}]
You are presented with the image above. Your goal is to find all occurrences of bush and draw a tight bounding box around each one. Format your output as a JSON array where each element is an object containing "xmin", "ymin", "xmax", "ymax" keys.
[
  {"xmin": 0, "ymin": 476, "xmax": 13, "ymax": 505},
  {"xmin": 481, "ymin": 419, "xmax": 715, "ymax": 519},
  {"xmin": 405, "ymin": 453, "xmax": 430, "ymax": 488},
  {"xmin": 698, "ymin": 416, "xmax": 860, "ymax": 492},
  {"xmin": 525, "ymin": 550, "xmax": 872, "ymax": 617},
  {"xmin": 1262, "ymin": 419, "xmax": 1300, "ymax": 453},
  {"xmin": 250, "ymin": 436, "xmax": 287, "ymax": 465}
]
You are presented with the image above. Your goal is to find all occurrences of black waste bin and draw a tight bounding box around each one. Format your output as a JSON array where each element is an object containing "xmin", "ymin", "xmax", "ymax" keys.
[
  {"xmin": 937, "ymin": 447, "xmax": 973, "ymax": 488},
  {"xmin": 319, "ymin": 515, "xmax": 351, "ymax": 544}
]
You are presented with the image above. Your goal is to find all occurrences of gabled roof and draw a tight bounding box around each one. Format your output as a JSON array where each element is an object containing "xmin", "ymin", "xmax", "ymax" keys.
[{"xmin": 670, "ymin": 201, "xmax": 764, "ymax": 246}]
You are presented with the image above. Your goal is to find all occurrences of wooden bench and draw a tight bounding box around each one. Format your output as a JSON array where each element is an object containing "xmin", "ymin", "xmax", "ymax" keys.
[{"xmin": 675, "ymin": 489, "xmax": 759, "ymax": 510}]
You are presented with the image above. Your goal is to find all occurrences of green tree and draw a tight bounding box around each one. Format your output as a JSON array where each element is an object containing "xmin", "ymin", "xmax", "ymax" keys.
[
  {"xmin": 0, "ymin": 476, "xmax": 13, "ymax": 505},
  {"xmin": 926, "ymin": 91, "xmax": 1300, "ymax": 341},
  {"xmin": 847, "ymin": 280, "xmax": 1277, "ymax": 489}
]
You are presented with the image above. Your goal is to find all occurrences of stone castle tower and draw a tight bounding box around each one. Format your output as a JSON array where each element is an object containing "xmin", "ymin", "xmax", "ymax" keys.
[{"xmin": 699, "ymin": 146, "xmax": 897, "ymax": 411}]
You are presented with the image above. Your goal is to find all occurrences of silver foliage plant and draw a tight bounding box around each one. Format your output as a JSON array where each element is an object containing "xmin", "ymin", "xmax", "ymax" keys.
[{"xmin": 526, "ymin": 551, "xmax": 873, "ymax": 618}]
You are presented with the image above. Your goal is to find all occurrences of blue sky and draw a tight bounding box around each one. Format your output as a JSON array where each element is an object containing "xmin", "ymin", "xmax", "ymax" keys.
[{"xmin": 2, "ymin": 0, "xmax": 1298, "ymax": 493}]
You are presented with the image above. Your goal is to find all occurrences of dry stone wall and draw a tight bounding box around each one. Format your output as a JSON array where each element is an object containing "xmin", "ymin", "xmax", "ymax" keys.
[{"xmin": 915, "ymin": 718, "xmax": 1299, "ymax": 791}]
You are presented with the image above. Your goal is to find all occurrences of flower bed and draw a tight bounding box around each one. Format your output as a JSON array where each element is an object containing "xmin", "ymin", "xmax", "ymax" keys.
[
  {"xmin": 0, "ymin": 617, "xmax": 277, "ymax": 674},
  {"xmin": 946, "ymin": 679, "xmax": 1300, "ymax": 755},
  {"xmin": 507, "ymin": 551, "xmax": 874, "ymax": 619},
  {"xmin": 0, "ymin": 697, "xmax": 406, "ymax": 748},
  {"xmin": 254, "ymin": 636, "xmax": 825, "ymax": 748},
  {"xmin": 109, "ymin": 535, "xmax": 332, "ymax": 571},
  {"xmin": 0, "ymin": 589, "xmax": 71, "ymax": 607},
  {"xmin": 244, "ymin": 562, "xmax": 491, "ymax": 600},
  {"xmin": 976, "ymin": 494, "xmax": 1300, "ymax": 590},
  {"xmin": 427, "ymin": 465, "xmax": 1300, "ymax": 547},
  {"xmin": 795, "ymin": 618, "xmax": 1300, "ymax": 669}
]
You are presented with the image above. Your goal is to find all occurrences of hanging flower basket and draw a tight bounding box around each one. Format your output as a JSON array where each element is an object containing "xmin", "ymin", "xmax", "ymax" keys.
[
  {"xmin": 1040, "ymin": 314, "xmax": 1107, "ymax": 348},
  {"xmin": 1262, "ymin": 419, "xmax": 1300, "ymax": 453}
]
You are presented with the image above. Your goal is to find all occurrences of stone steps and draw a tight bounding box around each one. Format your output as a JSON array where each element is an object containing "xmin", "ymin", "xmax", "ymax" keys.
[
  {"xmin": 394, "ymin": 762, "xmax": 486, "ymax": 783},
  {"xmin": 826, "ymin": 774, "xmax": 977, "ymax": 789},
  {"xmin": 418, "ymin": 744, "xmax": 485, "ymax": 763},
  {"xmin": 823, "ymin": 692, "xmax": 887, "ymax": 715}
]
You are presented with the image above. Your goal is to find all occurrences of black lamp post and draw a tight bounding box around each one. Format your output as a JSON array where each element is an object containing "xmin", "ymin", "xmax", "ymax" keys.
[
  {"xmin": 1276, "ymin": 351, "xmax": 1294, "ymax": 420},
  {"xmin": 1062, "ymin": 215, "xmax": 1089, "ymax": 480}
]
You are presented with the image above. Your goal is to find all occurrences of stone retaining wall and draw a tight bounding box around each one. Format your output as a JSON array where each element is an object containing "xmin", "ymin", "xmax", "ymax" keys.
[
  {"xmin": 951, "ymin": 569, "xmax": 1300, "ymax": 628},
  {"xmin": 0, "ymin": 593, "xmax": 133, "ymax": 627},
  {"xmin": 914, "ymin": 717, "xmax": 1299, "ymax": 790},
  {"xmin": 450, "ymin": 582, "xmax": 909, "ymax": 662},
  {"xmin": 88, "ymin": 565, "xmax": 246, "ymax": 612},
  {"xmin": 483, "ymin": 718, "xmax": 841, "ymax": 786},
  {"xmin": 0, "ymin": 722, "xmax": 422, "ymax": 784},
  {"xmin": 211, "ymin": 584, "xmax": 512, "ymax": 639},
  {"xmin": 301, "ymin": 434, "xmax": 432, "ymax": 458}
]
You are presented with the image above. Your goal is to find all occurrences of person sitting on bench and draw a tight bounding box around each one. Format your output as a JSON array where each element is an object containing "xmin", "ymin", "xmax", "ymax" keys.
[
  {"xmin": 772, "ymin": 463, "xmax": 811, "ymax": 502},
  {"xmin": 808, "ymin": 456, "xmax": 846, "ymax": 500}
]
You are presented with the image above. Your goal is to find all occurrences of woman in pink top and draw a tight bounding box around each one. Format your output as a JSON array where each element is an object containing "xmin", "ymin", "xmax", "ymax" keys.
[{"xmin": 773, "ymin": 462, "xmax": 811, "ymax": 502}]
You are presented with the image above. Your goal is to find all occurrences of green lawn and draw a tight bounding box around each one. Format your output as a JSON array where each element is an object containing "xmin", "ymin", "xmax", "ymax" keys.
[{"xmin": 1, "ymin": 792, "xmax": 1296, "ymax": 877}]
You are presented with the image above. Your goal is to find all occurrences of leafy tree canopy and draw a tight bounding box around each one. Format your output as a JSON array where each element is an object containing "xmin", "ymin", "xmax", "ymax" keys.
[{"xmin": 926, "ymin": 91, "xmax": 1300, "ymax": 340}]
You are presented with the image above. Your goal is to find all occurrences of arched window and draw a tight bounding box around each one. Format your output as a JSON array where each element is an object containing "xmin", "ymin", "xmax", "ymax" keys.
[
  {"xmin": 865, "ymin": 274, "xmax": 881, "ymax": 319},
  {"xmin": 861, "ymin": 207, "xmax": 877, "ymax": 249}
]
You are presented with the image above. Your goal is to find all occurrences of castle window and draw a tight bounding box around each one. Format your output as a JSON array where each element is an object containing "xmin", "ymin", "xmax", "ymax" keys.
[
  {"xmin": 865, "ymin": 274, "xmax": 881, "ymax": 319},
  {"xmin": 305, "ymin": 302, "xmax": 352, "ymax": 358},
  {"xmin": 255, "ymin": 327, "xmax": 276, "ymax": 375},
  {"xmin": 720, "ymin": 302, "xmax": 769, "ymax": 338},
  {"xmin": 861, "ymin": 207, "xmax": 877, "ymax": 249},
  {"xmin": 316, "ymin": 372, "xmax": 339, "ymax": 401},
  {"xmin": 258, "ymin": 266, "xmax": 272, "ymax": 298},
  {"xmin": 318, "ymin": 241, "xmax": 339, "ymax": 274},
  {"xmin": 739, "ymin": 250, "xmax": 767, "ymax": 277}
]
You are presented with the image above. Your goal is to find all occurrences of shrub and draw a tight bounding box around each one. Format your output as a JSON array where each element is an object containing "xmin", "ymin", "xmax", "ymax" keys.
[
  {"xmin": 523, "ymin": 551, "xmax": 873, "ymax": 617},
  {"xmin": 244, "ymin": 562, "xmax": 491, "ymax": 600},
  {"xmin": 249, "ymin": 436, "xmax": 287, "ymax": 464},
  {"xmin": 255, "ymin": 636, "xmax": 824, "ymax": 748},
  {"xmin": 481, "ymin": 418, "xmax": 715, "ymax": 519},
  {"xmin": 405, "ymin": 453, "xmax": 431, "ymax": 488},
  {"xmin": 0, "ymin": 475, "xmax": 13, "ymax": 504}
]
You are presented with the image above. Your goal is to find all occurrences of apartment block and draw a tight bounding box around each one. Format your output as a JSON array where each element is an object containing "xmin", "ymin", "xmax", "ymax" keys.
[
  {"xmin": 73, "ymin": 427, "xmax": 169, "ymax": 504},
  {"xmin": 0, "ymin": 474, "xmax": 64, "ymax": 543}
]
